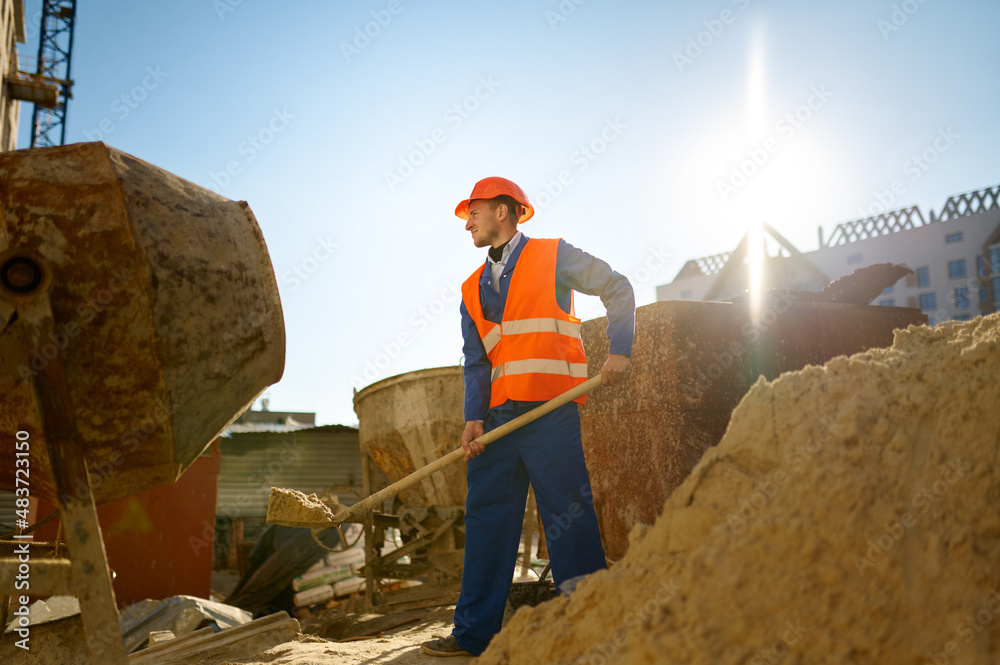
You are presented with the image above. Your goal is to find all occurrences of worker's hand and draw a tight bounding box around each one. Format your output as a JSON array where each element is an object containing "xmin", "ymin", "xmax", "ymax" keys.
[
  {"xmin": 601, "ymin": 354, "xmax": 630, "ymax": 386},
  {"xmin": 461, "ymin": 420, "xmax": 486, "ymax": 461}
]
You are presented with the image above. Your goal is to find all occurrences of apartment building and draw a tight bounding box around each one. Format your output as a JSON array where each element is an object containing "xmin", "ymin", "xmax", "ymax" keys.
[{"xmin": 656, "ymin": 184, "xmax": 1000, "ymax": 324}]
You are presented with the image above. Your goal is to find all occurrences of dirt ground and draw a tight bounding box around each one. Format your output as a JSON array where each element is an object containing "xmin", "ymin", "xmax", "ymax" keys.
[{"xmin": 221, "ymin": 605, "xmax": 475, "ymax": 665}]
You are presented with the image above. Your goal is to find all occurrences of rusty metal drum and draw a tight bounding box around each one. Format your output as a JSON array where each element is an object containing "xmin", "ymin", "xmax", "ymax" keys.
[
  {"xmin": 579, "ymin": 298, "xmax": 927, "ymax": 561},
  {"xmin": 353, "ymin": 366, "xmax": 466, "ymax": 509},
  {"xmin": 0, "ymin": 142, "xmax": 285, "ymax": 505}
]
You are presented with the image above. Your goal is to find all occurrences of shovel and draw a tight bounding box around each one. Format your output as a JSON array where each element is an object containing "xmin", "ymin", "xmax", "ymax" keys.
[{"xmin": 267, "ymin": 374, "xmax": 602, "ymax": 527}]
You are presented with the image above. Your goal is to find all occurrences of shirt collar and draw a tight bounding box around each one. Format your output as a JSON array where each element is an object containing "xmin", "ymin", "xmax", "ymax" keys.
[{"xmin": 487, "ymin": 230, "xmax": 523, "ymax": 267}]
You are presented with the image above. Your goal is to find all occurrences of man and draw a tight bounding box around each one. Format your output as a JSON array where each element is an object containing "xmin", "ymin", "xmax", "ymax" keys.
[{"xmin": 421, "ymin": 177, "xmax": 635, "ymax": 657}]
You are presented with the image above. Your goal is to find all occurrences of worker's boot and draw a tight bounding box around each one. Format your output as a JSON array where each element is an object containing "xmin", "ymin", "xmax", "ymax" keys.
[{"xmin": 420, "ymin": 635, "xmax": 474, "ymax": 657}]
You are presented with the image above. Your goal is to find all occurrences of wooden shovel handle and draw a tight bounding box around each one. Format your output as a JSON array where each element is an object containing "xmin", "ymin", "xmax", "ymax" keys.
[{"xmin": 332, "ymin": 375, "xmax": 602, "ymax": 524}]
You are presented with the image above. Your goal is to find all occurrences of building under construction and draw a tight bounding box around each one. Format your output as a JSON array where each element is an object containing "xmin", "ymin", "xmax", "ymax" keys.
[
  {"xmin": 0, "ymin": 0, "xmax": 27, "ymax": 151},
  {"xmin": 658, "ymin": 184, "xmax": 1000, "ymax": 321},
  {"xmin": 2, "ymin": 0, "xmax": 75, "ymax": 152}
]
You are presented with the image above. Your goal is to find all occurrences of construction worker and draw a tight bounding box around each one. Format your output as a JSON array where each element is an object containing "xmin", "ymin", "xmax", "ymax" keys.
[{"xmin": 421, "ymin": 177, "xmax": 635, "ymax": 657}]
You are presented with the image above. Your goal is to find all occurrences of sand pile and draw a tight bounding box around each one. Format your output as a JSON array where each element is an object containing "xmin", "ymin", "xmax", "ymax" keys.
[
  {"xmin": 267, "ymin": 488, "xmax": 335, "ymax": 527},
  {"xmin": 482, "ymin": 314, "xmax": 1000, "ymax": 664}
]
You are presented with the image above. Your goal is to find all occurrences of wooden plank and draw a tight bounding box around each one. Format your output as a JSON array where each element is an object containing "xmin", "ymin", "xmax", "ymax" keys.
[
  {"xmin": 380, "ymin": 592, "xmax": 462, "ymax": 613},
  {"xmin": 362, "ymin": 453, "xmax": 375, "ymax": 611},
  {"xmin": 130, "ymin": 626, "xmax": 214, "ymax": 656},
  {"xmin": 378, "ymin": 582, "xmax": 461, "ymax": 605},
  {"xmin": 17, "ymin": 293, "xmax": 128, "ymax": 665},
  {"xmin": 128, "ymin": 612, "xmax": 299, "ymax": 665}
]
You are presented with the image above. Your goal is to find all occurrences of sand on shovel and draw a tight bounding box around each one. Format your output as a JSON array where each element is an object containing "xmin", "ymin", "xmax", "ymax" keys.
[
  {"xmin": 481, "ymin": 313, "xmax": 1000, "ymax": 664},
  {"xmin": 267, "ymin": 487, "xmax": 336, "ymax": 528}
]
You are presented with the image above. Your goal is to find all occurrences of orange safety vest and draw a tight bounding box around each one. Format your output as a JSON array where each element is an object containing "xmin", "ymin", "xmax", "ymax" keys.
[{"xmin": 461, "ymin": 237, "xmax": 588, "ymax": 409}]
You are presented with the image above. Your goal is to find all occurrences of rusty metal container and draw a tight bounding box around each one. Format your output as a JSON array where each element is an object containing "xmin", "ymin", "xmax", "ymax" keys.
[
  {"xmin": 579, "ymin": 297, "xmax": 926, "ymax": 560},
  {"xmin": 0, "ymin": 142, "xmax": 285, "ymax": 505},
  {"xmin": 353, "ymin": 366, "xmax": 466, "ymax": 509}
]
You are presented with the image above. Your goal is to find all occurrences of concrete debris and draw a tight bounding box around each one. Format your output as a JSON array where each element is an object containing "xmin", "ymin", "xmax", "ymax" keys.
[
  {"xmin": 148, "ymin": 630, "xmax": 176, "ymax": 646},
  {"xmin": 119, "ymin": 595, "xmax": 252, "ymax": 654},
  {"xmin": 3, "ymin": 596, "xmax": 80, "ymax": 632},
  {"xmin": 480, "ymin": 313, "xmax": 1000, "ymax": 664}
]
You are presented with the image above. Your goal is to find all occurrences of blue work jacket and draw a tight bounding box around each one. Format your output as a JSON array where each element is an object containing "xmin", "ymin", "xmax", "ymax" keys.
[{"xmin": 460, "ymin": 234, "xmax": 636, "ymax": 422}]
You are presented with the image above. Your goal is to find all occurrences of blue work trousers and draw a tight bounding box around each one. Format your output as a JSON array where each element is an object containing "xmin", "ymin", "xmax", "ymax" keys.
[{"xmin": 452, "ymin": 401, "xmax": 607, "ymax": 655}]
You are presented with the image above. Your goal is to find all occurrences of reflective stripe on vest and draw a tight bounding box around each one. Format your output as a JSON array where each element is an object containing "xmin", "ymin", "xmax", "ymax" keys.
[
  {"xmin": 490, "ymin": 359, "xmax": 588, "ymax": 384},
  {"xmin": 481, "ymin": 324, "xmax": 502, "ymax": 354},
  {"xmin": 504, "ymin": 317, "xmax": 581, "ymax": 338},
  {"xmin": 481, "ymin": 317, "xmax": 581, "ymax": 355},
  {"xmin": 461, "ymin": 236, "xmax": 588, "ymax": 407}
]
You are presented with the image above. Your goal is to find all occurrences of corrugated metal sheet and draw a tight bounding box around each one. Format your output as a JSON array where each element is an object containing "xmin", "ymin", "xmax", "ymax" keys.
[
  {"xmin": 234, "ymin": 410, "xmax": 316, "ymax": 426},
  {"xmin": 217, "ymin": 426, "xmax": 362, "ymax": 518}
]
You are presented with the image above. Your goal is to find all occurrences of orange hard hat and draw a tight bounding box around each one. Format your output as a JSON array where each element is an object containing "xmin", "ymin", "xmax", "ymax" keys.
[{"xmin": 455, "ymin": 176, "xmax": 535, "ymax": 224}]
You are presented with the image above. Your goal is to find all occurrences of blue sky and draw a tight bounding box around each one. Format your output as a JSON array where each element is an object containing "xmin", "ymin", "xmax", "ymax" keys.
[{"xmin": 15, "ymin": 0, "xmax": 1000, "ymax": 425}]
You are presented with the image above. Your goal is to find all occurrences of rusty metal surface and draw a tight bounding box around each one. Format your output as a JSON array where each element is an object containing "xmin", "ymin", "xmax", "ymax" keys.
[
  {"xmin": 747, "ymin": 294, "xmax": 927, "ymax": 380},
  {"xmin": 580, "ymin": 297, "xmax": 927, "ymax": 561},
  {"xmin": 0, "ymin": 142, "xmax": 285, "ymax": 505},
  {"xmin": 580, "ymin": 301, "xmax": 750, "ymax": 561},
  {"xmin": 353, "ymin": 366, "xmax": 466, "ymax": 509}
]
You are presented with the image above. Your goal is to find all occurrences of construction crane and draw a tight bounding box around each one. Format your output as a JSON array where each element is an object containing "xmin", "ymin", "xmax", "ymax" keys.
[
  {"xmin": 7, "ymin": 1, "xmax": 78, "ymax": 147},
  {"xmin": 30, "ymin": 0, "xmax": 77, "ymax": 147}
]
